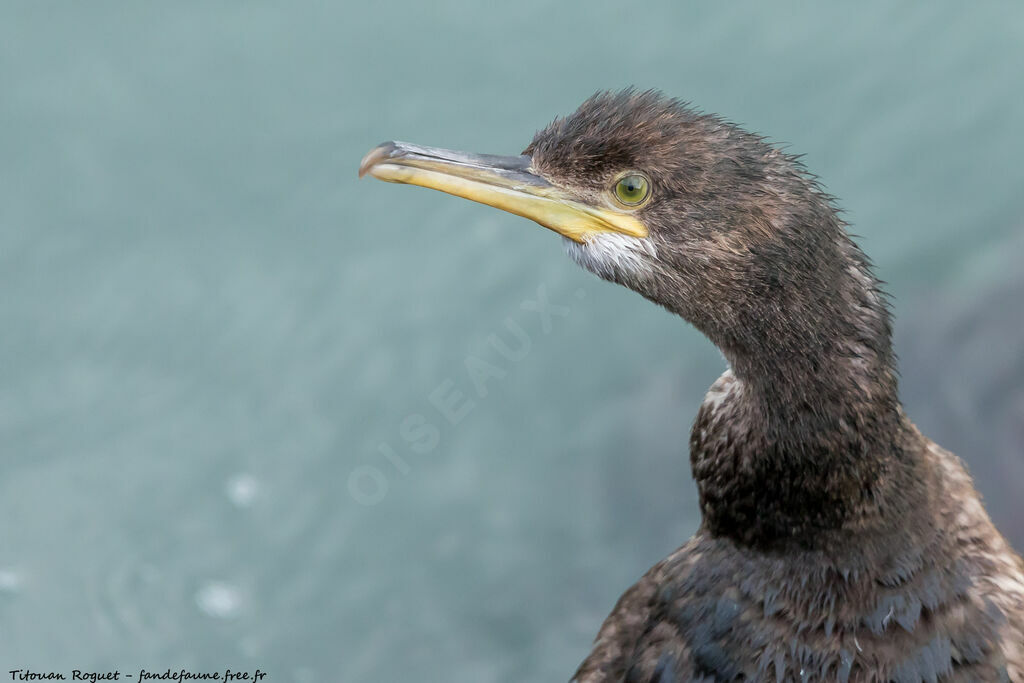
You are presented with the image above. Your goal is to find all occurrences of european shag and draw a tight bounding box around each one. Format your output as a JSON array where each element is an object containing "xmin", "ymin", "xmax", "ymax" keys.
[{"xmin": 359, "ymin": 90, "xmax": 1024, "ymax": 682}]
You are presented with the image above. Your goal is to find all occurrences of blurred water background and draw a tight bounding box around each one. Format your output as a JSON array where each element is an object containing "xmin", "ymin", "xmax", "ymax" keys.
[{"xmin": 2, "ymin": 3, "xmax": 1023, "ymax": 681}]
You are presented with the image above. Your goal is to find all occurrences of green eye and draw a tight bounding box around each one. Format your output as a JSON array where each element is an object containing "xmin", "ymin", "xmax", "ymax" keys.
[{"xmin": 613, "ymin": 173, "xmax": 651, "ymax": 206}]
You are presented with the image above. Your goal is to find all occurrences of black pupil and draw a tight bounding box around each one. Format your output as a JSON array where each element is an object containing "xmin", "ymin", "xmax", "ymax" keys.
[
  {"xmin": 617, "ymin": 176, "xmax": 646, "ymax": 203},
  {"xmin": 622, "ymin": 177, "xmax": 643, "ymax": 198}
]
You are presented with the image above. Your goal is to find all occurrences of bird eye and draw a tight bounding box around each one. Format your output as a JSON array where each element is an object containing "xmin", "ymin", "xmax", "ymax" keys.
[{"xmin": 613, "ymin": 173, "xmax": 651, "ymax": 206}]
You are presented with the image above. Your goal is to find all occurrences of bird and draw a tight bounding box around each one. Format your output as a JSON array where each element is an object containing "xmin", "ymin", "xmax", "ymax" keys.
[{"xmin": 358, "ymin": 89, "xmax": 1024, "ymax": 682}]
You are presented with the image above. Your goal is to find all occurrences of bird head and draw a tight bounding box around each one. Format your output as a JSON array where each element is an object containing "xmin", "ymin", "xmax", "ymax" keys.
[{"xmin": 360, "ymin": 89, "xmax": 886, "ymax": 380}]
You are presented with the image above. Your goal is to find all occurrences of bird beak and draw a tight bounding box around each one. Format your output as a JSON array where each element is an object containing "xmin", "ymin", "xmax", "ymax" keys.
[{"xmin": 358, "ymin": 141, "xmax": 648, "ymax": 243}]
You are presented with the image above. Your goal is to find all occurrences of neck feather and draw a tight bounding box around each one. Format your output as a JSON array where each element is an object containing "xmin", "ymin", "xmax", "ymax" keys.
[{"xmin": 690, "ymin": 241, "xmax": 917, "ymax": 551}]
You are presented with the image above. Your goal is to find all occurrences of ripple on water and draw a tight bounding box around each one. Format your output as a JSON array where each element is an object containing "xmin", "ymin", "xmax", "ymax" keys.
[
  {"xmin": 225, "ymin": 473, "xmax": 261, "ymax": 508},
  {"xmin": 0, "ymin": 568, "xmax": 22, "ymax": 593},
  {"xmin": 84, "ymin": 548, "xmax": 190, "ymax": 655},
  {"xmin": 195, "ymin": 580, "xmax": 245, "ymax": 619}
]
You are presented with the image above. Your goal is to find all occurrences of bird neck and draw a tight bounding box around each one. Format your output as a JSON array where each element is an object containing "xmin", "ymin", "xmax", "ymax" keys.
[{"xmin": 689, "ymin": 250, "xmax": 922, "ymax": 553}]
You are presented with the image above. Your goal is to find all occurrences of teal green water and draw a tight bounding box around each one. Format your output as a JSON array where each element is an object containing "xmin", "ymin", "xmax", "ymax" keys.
[{"xmin": 2, "ymin": 3, "xmax": 1023, "ymax": 681}]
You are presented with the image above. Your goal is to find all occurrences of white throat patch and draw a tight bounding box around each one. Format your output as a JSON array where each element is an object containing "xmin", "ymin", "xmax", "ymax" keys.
[{"xmin": 563, "ymin": 233, "xmax": 656, "ymax": 280}]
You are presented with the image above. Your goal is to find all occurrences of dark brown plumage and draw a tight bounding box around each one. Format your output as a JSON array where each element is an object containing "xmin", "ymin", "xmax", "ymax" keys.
[{"xmin": 361, "ymin": 89, "xmax": 1024, "ymax": 682}]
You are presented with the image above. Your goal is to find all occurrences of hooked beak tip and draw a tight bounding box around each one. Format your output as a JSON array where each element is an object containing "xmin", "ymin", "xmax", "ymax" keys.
[{"xmin": 358, "ymin": 142, "xmax": 399, "ymax": 178}]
